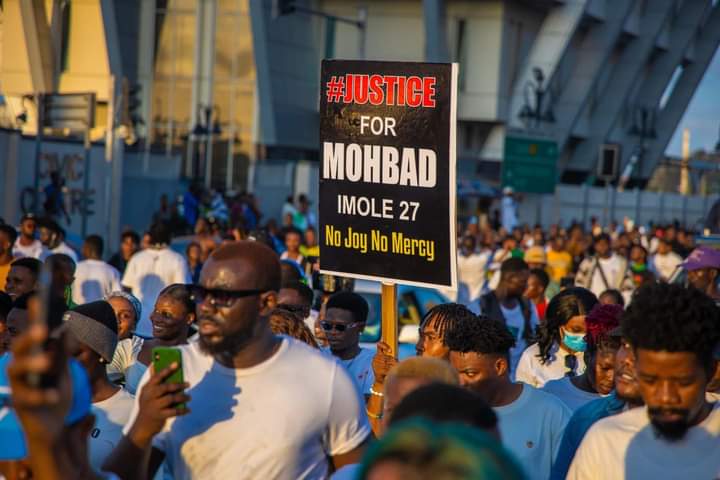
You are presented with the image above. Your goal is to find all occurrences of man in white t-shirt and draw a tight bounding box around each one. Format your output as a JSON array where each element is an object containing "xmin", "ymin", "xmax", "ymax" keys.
[
  {"xmin": 72, "ymin": 235, "xmax": 122, "ymax": 305},
  {"xmin": 457, "ymin": 235, "xmax": 489, "ymax": 304},
  {"xmin": 568, "ymin": 284, "xmax": 720, "ymax": 480},
  {"xmin": 575, "ymin": 234, "xmax": 633, "ymax": 301},
  {"xmin": 12, "ymin": 214, "xmax": 47, "ymax": 259},
  {"xmin": 61, "ymin": 301, "xmax": 135, "ymax": 473},
  {"xmin": 447, "ymin": 316, "xmax": 570, "ymax": 480},
  {"xmin": 321, "ymin": 291, "xmax": 375, "ymax": 397},
  {"xmin": 651, "ymin": 237, "xmax": 683, "ymax": 282},
  {"xmin": 478, "ymin": 258, "xmax": 539, "ymax": 373},
  {"xmin": 122, "ymin": 223, "xmax": 191, "ymax": 336},
  {"xmin": 38, "ymin": 218, "xmax": 78, "ymax": 262},
  {"xmin": 104, "ymin": 241, "xmax": 370, "ymax": 480}
]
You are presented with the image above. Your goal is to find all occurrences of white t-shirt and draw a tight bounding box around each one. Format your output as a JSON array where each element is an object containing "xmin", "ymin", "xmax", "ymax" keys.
[
  {"xmin": 12, "ymin": 238, "xmax": 47, "ymax": 259},
  {"xmin": 652, "ymin": 252, "xmax": 683, "ymax": 282},
  {"xmin": 515, "ymin": 343, "xmax": 586, "ymax": 388},
  {"xmin": 494, "ymin": 384, "xmax": 571, "ymax": 480},
  {"xmin": 498, "ymin": 303, "xmax": 540, "ymax": 375},
  {"xmin": 126, "ymin": 337, "xmax": 371, "ymax": 480},
  {"xmin": 457, "ymin": 252, "xmax": 490, "ymax": 303},
  {"xmin": 121, "ymin": 247, "xmax": 191, "ymax": 336},
  {"xmin": 280, "ymin": 251, "xmax": 304, "ymax": 265},
  {"xmin": 541, "ymin": 376, "xmax": 603, "ymax": 413},
  {"xmin": 89, "ymin": 388, "xmax": 135, "ymax": 473},
  {"xmin": 46, "ymin": 241, "xmax": 79, "ymax": 262},
  {"xmin": 339, "ymin": 347, "xmax": 375, "ymax": 396},
  {"xmin": 72, "ymin": 259, "xmax": 122, "ymax": 305},
  {"xmin": 567, "ymin": 402, "xmax": 720, "ymax": 480},
  {"xmin": 589, "ymin": 255, "xmax": 623, "ymax": 297}
]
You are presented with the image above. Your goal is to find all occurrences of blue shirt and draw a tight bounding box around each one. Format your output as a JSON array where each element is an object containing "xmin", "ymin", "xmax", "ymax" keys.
[
  {"xmin": 183, "ymin": 192, "xmax": 199, "ymax": 228},
  {"xmin": 550, "ymin": 392, "xmax": 626, "ymax": 480}
]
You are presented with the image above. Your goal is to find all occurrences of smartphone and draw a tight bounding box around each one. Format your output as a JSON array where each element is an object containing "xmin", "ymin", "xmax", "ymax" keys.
[{"xmin": 152, "ymin": 347, "xmax": 185, "ymax": 409}]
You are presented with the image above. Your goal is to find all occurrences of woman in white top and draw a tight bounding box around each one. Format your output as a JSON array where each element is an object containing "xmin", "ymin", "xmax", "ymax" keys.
[
  {"xmin": 515, "ymin": 287, "xmax": 598, "ymax": 387},
  {"xmin": 107, "ymin": 284, "xmax": 195, "ymax": 393}
]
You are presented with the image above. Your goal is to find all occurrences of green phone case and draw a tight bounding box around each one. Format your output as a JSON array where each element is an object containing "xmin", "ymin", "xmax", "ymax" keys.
[{"xmin": 151, "ymin": 347, "xmax": 185, "ymax": 409}]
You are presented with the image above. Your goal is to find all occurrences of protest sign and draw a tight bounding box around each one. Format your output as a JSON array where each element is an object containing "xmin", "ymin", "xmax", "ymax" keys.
[{"xmin": 319, "ymin": 60, "xmax": 458, "ymax": 289}]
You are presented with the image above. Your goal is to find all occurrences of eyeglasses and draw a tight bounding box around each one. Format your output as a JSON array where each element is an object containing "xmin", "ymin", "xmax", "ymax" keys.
[
  {"xmin": 319, "ymin": 321, "xmax": 359, "ymax": 332},
  {"xmin": 190, "ymin": 285, "xmax": 265, "ymax": 308},
  {"xmin": 564, "ymin": 355, "xmax": 578, "ymax": 377},
  {"xmin": 277, "ymin": 303, "xmax": 311, "ymax": 317}
]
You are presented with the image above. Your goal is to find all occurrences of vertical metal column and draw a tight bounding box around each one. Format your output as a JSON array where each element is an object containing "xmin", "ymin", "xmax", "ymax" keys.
[
  {"xmin": 138, "ymin": 0, "xmax": 157, "ymax": 173},
  {"xmin": 203, "ymin": 0, "xmax": 218, "ymax": 189}
]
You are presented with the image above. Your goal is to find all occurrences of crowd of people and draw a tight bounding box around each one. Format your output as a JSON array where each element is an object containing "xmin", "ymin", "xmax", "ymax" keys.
[{"xmin": 0, "ymin": 188, "xmax": 719, "ymax": 480}]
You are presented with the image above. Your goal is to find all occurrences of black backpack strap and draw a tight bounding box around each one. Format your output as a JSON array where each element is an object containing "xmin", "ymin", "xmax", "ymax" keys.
[
  {"xmin": 519, "ymin": 298, "xmax": 536, "ymax": 343},
  {"xmin": 479, "ymin": 292, "xmax": 504, "ymax": 324},
  {"xmin": 595, "ymin": 257, "xmax": 611, "ymax": 290}
]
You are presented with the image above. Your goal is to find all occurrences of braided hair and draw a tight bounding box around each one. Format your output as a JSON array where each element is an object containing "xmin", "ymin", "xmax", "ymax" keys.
[{"xmin": 420, "ymin": 303, "xmax": 476, "ymax": 347}]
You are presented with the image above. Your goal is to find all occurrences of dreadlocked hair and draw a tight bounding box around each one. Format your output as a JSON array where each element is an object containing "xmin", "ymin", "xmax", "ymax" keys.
[
  {"xmin": 622, "ymin": 283, "xmax": 720, "ymax": 374},
  {"xmin": 420, "ymin": 303, "xmax": 477, "ymax": 346},
  {"xmin": 585, "ymin": 303, "xmax": 622, "ymax": 357},
  {"xmin": 445, "ymin": 315, "xmax": 516, "ymax": 359},
  {"xmin": 536, "ymin": 287, "xmax": 598, "ymax": 365},
  {"xmin": 269, "ymin": 308, "xmax": 319, "ymax": 349}
]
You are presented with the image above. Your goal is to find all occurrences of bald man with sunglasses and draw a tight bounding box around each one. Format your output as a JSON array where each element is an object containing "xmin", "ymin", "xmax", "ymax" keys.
[{"xmin": 104, "ymin": 242, "xmax": 370, "ymax": 480}]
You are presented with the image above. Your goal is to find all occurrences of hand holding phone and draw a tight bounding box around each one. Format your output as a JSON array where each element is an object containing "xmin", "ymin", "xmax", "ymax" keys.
[
  {"xmin": 152, "ymin": 347, "xmax": 186, "ymax": 409},
  {"xmin": 129, "ymin": 348, "xmax": 190, "ymax": 445}
]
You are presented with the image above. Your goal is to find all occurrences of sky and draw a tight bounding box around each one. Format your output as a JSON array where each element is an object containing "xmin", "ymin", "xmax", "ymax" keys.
[{"xmin": 665, "ymin": 47, "xmax": 720, "ymax": 156}]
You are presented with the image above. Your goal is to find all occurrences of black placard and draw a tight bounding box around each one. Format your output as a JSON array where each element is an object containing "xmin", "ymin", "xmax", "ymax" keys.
[{"xmin": 319, "ymin": 60, "xmax": 457, "ymax": 288}]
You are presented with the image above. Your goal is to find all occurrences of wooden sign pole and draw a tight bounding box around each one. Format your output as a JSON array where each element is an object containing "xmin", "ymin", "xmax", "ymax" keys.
[{"xmin": 381, "ymin": 282, "xmax": 398, "ymax": 357}]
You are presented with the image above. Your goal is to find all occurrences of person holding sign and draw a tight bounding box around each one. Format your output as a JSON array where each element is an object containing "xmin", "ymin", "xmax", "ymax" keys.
[{"xmin": 415, "ymin": 303, "xmax": 476, "ymax": 360}]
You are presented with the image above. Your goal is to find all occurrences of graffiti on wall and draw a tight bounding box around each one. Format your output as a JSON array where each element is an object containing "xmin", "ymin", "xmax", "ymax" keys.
[{"xmin": 20, "ymin": 152, "xmax": 95, "ymax": 218}]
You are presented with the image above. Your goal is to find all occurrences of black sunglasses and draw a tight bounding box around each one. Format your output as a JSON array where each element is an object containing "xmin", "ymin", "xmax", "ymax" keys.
[
  {"xmin": 190, "ymin": 285, "xmax": 265, "ymax": 308},
  {"xmin": 564, "ymin": 355, "xmax": 578, "ymax": 377},
  {"xmin": 277, "ymin": 303, "xmax": 311, "ymax": 316},
  {"xmin": 319, "ymin": 321, "xmax": 359, "ymax": 332}
]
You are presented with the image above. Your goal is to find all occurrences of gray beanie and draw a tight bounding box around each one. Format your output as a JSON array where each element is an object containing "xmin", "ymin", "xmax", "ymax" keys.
[{"xmin": 62, "ymin": 301, "xmax": 118, "ymax": 363}]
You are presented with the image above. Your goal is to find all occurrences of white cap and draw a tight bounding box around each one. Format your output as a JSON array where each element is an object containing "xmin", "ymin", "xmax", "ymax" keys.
[{"xmin": 503, "ymin": 186, "xmax": 514, "ymax": 195}]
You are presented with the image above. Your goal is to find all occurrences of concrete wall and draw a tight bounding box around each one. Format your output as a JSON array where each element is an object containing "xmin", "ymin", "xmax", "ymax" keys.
[
  {"xmin": 57, "ymin": 0, "xmax": 112, "ymax": 100},
  {"xmin": 321, "ymin": 0, "xmax": 424, "ymax": 62},
  {"xmin": 0, "ymin": 129, "xmax": 112, "ymax": 246},
  {"xmin": 250, "ymin": 0, "xmax": 322, "ymax": 150},
  {"xmin": 250, "ymin": 160, "xmax": 320, "ymax": 225},
  {"xmin": 516, "ymin": 184, "xmax": 717, "ymax": 230},
  {"xmin": 0, "ymin": 129, "xmax": 184, "ymax": 246},
  {"xmin": 0, "ymin": 1, "xmax": 36, "ymax": 94}
]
